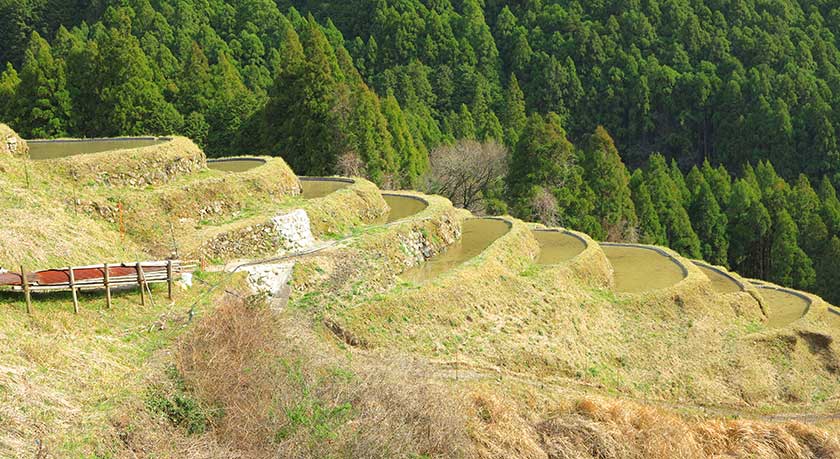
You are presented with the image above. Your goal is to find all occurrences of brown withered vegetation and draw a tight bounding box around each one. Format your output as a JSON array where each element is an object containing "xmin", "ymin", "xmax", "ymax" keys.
[
  {"xmin": 167, "ymin": 293, "xmax": 472, "ymax": 458},
  {"xmin": 534, "ymin": 399, "xmax": 840, "ymax": 459},
  {"xmin": 124, "ymin": 291, "xmax": 840, "ymax": 459}
]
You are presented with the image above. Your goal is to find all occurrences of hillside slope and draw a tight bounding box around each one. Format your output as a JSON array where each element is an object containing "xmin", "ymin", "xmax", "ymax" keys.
[{"xmin": 0, "ymin": 124, "xmax": 838, "ymax": 457}]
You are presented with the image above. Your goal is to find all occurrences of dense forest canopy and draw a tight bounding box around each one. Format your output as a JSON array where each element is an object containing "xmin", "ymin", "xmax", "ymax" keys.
[{"xmin": 3, "ymin": 0, "xmax": 840, "ymax": 303}]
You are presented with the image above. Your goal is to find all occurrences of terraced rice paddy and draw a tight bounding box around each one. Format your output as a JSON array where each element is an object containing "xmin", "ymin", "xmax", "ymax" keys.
[
  {"xmin": 601, "ymin": 244, "xmax": 686, "ymax": 293},
  {"xmin": 400, "ymin": 218, "xmax": 510, "ymax": 284},
  {"xmin": 206, "ymin": 158, "xmax": 266, "ymax": 172},
  {"xmin": 694, "ymin": 263, "xmax": 743, "ymax": 294},
  {"xmin": 759, "ymin": 287, "xmax": 811, "ymax": 328},
  {"xmin": 827, "ymin": 308, "xmax": 840, "ymax": 329},
  {"xmin": 27, "ymin": 138, "xmax": 168, "ymax": 160},
  {"xmin": 533, "ymin": 230, "xmax": 586, "ymax": 264},
  {"xmin": 376, "ymin": 194, "xmax": 428, "ymax": 224},
  {"xmin": 300, "ymin": 178, "xmax": 352, "ymax": 199}
]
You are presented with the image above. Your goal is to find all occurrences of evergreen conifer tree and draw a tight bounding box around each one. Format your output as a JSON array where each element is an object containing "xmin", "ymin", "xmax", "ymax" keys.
[
  {"xmin": 13, "ymin": 31, "xmax": 72, "ymax": 137},
  {"xmin": 0, "ymin": 63, "xmax": 20, "ymax": 122},
  {"xmin": 818, "ymin": 177, "xmax": 840, "ymax": 235},
  {"xmin": 689, "ymin": 175, "xmax": 729, "ymax": 265},
  {"xmin": 581, "ymin": 126, "xmax": 637, "ymax": 240},
  {"xmin": 645, "ymin": 154, "xmax": 701, "ymax": 257},
  {"xmin": 382, "ymin": 90, "xmax": 426, "ymax": 187},
  {"xmin": 815, "ymin": 236, "xmax": 840, "ymax": 305},
  {"xmin": 727, "ymin": 178, "xmax": 771, "ymax": 277},
  {"xmin": 770, "ymin": 209, "xmax": 815, "ymax": 289},
  {"xmin": 501, "ymin": 73, "xmax": 526, "ymax": 147},
  {"xmin": 630, "ymin": 172, "xmax": 667, "ymax": 245}
]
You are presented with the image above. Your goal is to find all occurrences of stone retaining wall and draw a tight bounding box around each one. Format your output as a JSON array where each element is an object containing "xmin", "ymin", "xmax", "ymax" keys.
[
  {"xmin": 0, "ymin": 124, "xmax": 27, "ymax": 158},
  {"xmin": 50, "ymin": 136, "xmax": 205, "ymax": 187}
]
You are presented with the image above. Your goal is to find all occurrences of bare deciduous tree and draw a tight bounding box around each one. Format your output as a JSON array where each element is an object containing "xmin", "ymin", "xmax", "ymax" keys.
[
  {"xmin": 336, "ymin": 151, "xmax": 367, "ymax": 178},
  {"xmin": 530, "ymin": 187, "xmax": 558, "ymax": 226},
  {"xmin": 426, "ymin": 139, "xmax": 508, "ymax": 213}
]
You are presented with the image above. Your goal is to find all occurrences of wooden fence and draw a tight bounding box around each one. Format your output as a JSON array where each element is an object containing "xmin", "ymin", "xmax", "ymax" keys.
[{"xmin": 5, "ymin": 260, "xmax": 196, "ymax": 314}]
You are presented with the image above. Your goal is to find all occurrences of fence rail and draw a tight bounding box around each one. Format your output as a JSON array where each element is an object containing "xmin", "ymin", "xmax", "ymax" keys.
[{"xmin": 2, "ymin": 260, "xmax": 196, "ymax": 313}]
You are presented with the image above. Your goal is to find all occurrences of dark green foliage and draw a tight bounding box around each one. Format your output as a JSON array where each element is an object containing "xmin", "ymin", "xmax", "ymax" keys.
[
  {"xmin": 11, "ymin": 32, "xmax": 72, "ymax": 137},
  {"xmin": 261, "ymin": 16, "xmax": 345, "ymax": 175},
  {"xmin": 815, "ymin": 237, "xmax": 840, "ymax": 305},
  {"xmin": 770, "ymin": 209, "xmax": 815, "ymax": 290},
  {"xmin": 7, "ymin": 0, "xmax": 840, "ymax": 184},
  {"xmin": 727, "ymin": 179, "xmax": 771, "ymax": 279},
  {"xmin": 580, "ymin": 126, "xmax": 637, "ymax": 241},
  {"xmin": 500, "ymin": 73, "xmax": 526, "ymax": 147},
  {"xmin": 643, "ymin": 154, "xmax": 701, "ymax": 258},
  {"xmin": 819, "ymin": 177, "xmax": 840, "ymax": 236},
  {"xmin": 0, "ymin": 63, "xmax": 20, "ymax": 121},
  {"xmin": 687, "ymin": 168, "xmax": 729, "ymax": 266},
  {"xmin": 630, "ymin": 173, "xmax": 667, "ymax": 246},
  {"xmin": 507, "ymin": 113, "xmax": 600, "ymax": 236},
  {"xmin": 382, "ymin": 90, "xmax": 427, "ymax": 187}
]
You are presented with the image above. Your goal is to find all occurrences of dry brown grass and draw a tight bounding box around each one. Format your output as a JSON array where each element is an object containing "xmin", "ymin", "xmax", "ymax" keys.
[
  {"xmin": 118, "ymin": 289, "xmax": 840, "ymax": 459},
  {"xmin": 535, "ymin": 399, "xmax": 840, "ymax": 459},
  {"xmin": 166, "ymin": 293, "xmax": 472, "ymax": 458}
]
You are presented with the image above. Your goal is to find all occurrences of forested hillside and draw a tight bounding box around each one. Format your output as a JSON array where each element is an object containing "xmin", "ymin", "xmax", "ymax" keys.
[{"xmin": 3, "ymin": 0, "xmax": 840, "ymax": 303}]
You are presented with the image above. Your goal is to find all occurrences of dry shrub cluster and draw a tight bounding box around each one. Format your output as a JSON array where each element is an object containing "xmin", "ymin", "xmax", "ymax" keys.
[
  {"xmin": 537, "ymin": 399, "xmax": 840, "ymax": 459},
  {"xmin": 174, "ymin": 293, "xmax": 472, "ymax": 458}
]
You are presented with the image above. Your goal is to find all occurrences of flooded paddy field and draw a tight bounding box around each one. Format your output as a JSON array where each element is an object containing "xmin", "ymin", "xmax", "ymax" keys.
[
  {"xmin": 694, "ymin": 262, "xmax": 743, "ymax": 294},
  {"xmin": 400, "ymin": 218, "xmax": 510, "ymax": 284},
  {"xmin": 533, "ymin": 230, "xmax": 587, "ymax": 265},
  {"xmin": 376, "ymin": 194, "xmax": 428, "ymax": 224},
  {"xmin": 299, "ymin": 178, "xmax": 353, "ymax": 199},
  {"xmin": 28, "ymin": 138, "xmax": 168, "ymax": 160},
  {"xmin": 206, "ymin": 158, "xmax": 266, "ymax": 172},
  {"xmin": 758, "ymin": 286, "xmax": 811, "ymax": 328},
  {"xmin": 601, "ymin": 244, "xmax": 686, "ymax": 293}
]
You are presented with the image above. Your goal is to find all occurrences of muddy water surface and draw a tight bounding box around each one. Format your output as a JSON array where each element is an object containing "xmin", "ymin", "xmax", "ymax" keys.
[
  {"xmin": 28, "ymin": 138, "xmax": 168, "ymax": 160},
  {"xmin": 375, "ymin": 194, "xmax": 428, "ymax": 224},
  {"xmin": 759, "ymin": 287, "xmax": 810, "ymax": 328},
  {"xmin": 300, "ymin": 179, "xmax": 352, "ymax": 199},
  {"xmin": 601, "ymin": 245, "xmax": 686, "ymax": 293},
  {"xmin": 695, "ymin": 263, "xmax": 743, "ymax": 294},
  {"xmin": 207, "ymin": 158, "xmax": 266, "ymax": 172},
  {"xmin": 400, "ymin": 218, "xmax": 510, "ymax": 284},
  {"xmin": 534, "ymin": 230, "xmax": 586, "ymax": 264}
]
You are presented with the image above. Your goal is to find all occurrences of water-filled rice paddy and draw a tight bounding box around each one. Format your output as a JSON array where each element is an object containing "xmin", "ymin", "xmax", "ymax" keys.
[
  {"xmin": 28, "ymin": 138, "xmax": 168, "ymax": 160},
  {"xmin": 533, "ymin": 230, "xmax": 586, "ymax": 265},
  {"xmin": 694, "ymin": 263, "xmax": 743, "ymax": 294},
  {"xmin": 206, "ymin": 158, "xmax": 266, "ymax": 172},
  {"xmin": 759, "ymin": 287, "xmax": 811, "ymax": 328},
  {"xmin": 376, "ymin": 194, "xmax": 428, "ymax": 224},
  {"xmin": 601, "ymin": 244, "xmax": 686, "ymax": 293},
  {"xmin": 300, "ymin": 178, "xmax": 352, "ymax": 199},
  {"xmin": 400, "ymin": 218, "xmax": 510, "ymax": 284}
]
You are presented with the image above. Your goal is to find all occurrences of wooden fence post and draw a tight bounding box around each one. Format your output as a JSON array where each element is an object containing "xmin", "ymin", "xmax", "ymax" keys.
[
  {"xmin": 103, "ymin": 263, "xmax": 112, "ymax": 309},
  {"xmin": 20, "ymin": 265, "xmax": 31, "ymax": 314},
  {"xmin": 136, "ymin": 262, "xmax": 146, "ymax": 306},
  {"xmin": 119, "ymin": 202, "xmax": 125, "ymax": 242},
  {"xmin": 68, "ymin": 267, "xmax": 79, "ymax": 314},
  {"xmin": 166, "ymin": 260, "xmax": 173, "ymax": 300}
]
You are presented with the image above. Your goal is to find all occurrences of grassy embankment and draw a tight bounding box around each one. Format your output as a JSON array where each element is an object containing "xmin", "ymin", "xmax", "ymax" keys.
[
  {"xmin": 0, "ymin": 124, "xmax": 393, "ymax": 456},
  {"xmin": 2, "ymin": 123, "xmax": 839, "ymax": 457}
]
